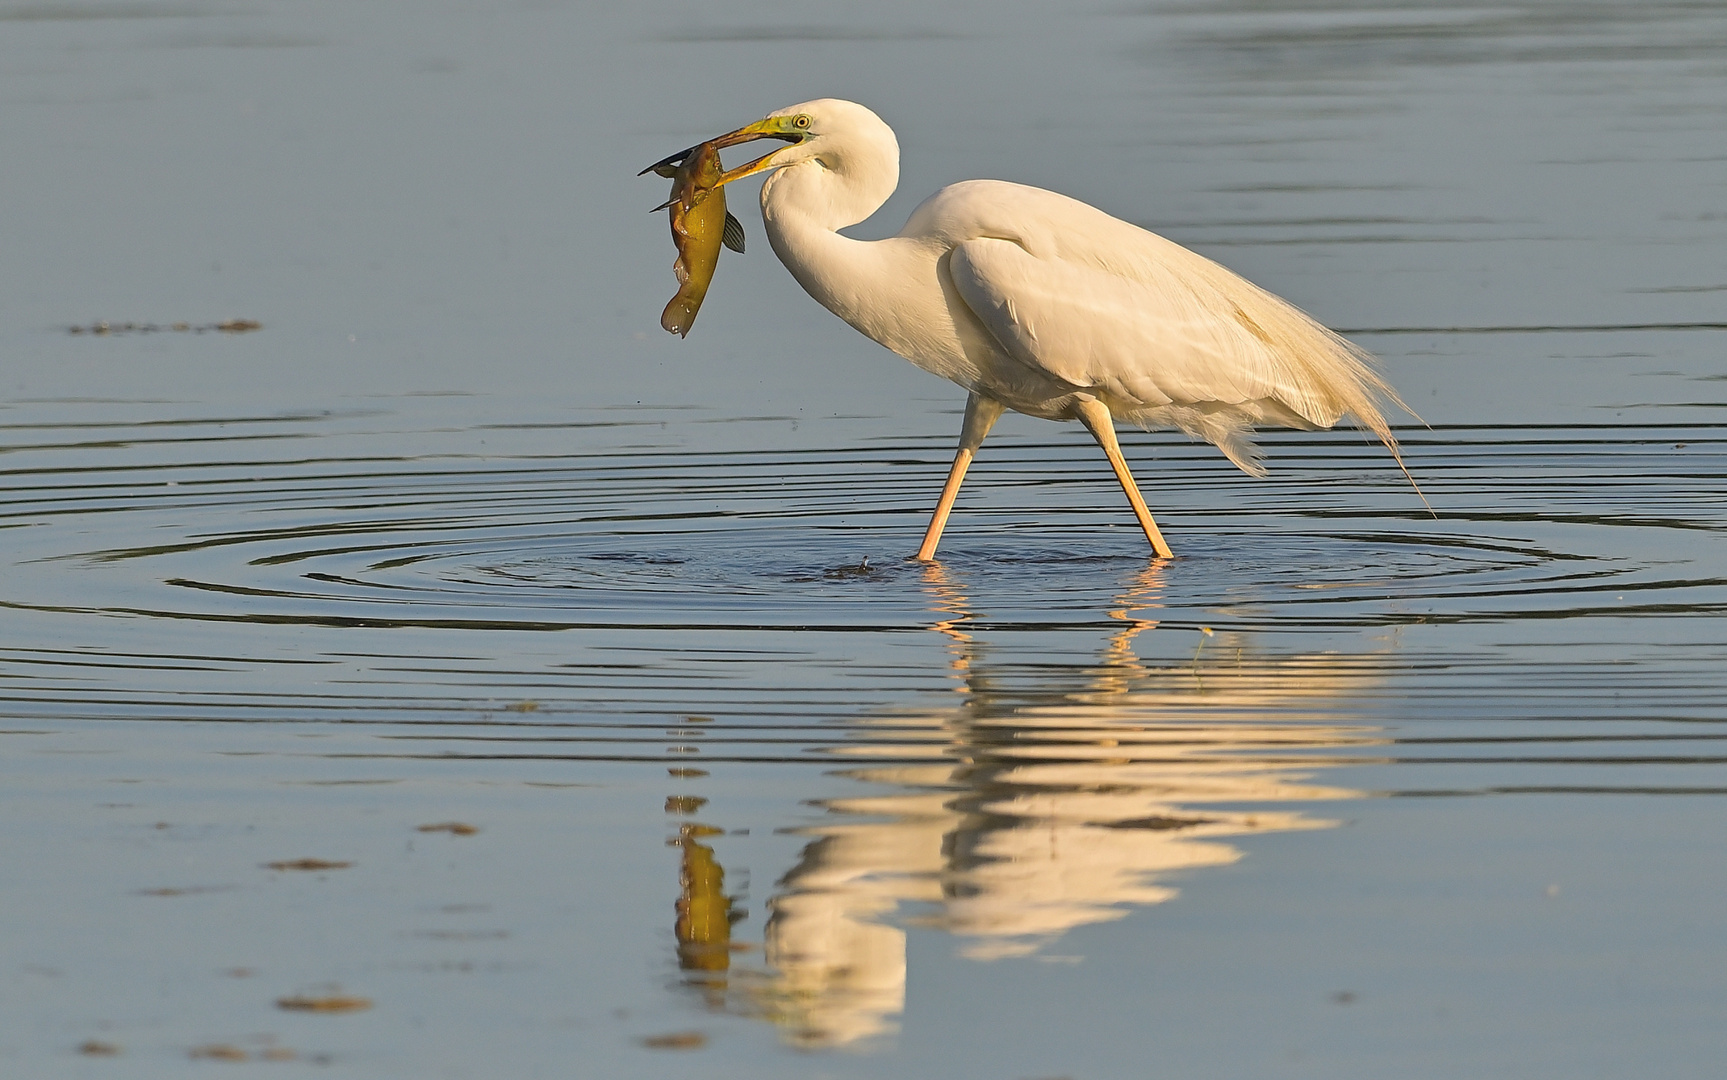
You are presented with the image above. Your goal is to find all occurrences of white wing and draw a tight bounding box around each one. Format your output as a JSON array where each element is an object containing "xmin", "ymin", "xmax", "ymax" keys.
[
  {"xmin": 948, "ymin": 237, "xmax": 1302, "ymax": 413},
  {"xmin": 920, "ymin": 181, "xmax": 1409, "ymax": 476}
]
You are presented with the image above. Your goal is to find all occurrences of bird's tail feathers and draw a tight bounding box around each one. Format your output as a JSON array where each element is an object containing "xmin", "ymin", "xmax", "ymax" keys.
[
  {"xmin": 1153, "ymin": 242, "xmax": 1433, "ymax": 514},
  {"xmin": 1211, "ymin": 423, "xmax": 1267, "ymax": 479},
  {"xmin": 1313, "ymin": 333, "xmax": 1434, "ymax": 517},
  {"xmin": 1149, "ymin": 407, "xmax": 1269, "ymax": 478}
]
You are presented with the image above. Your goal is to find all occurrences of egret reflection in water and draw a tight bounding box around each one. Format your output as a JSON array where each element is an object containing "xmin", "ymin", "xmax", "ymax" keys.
[{"xmin": 670, "ymin": 565, "xmax": 1391, "ymax": 1048}]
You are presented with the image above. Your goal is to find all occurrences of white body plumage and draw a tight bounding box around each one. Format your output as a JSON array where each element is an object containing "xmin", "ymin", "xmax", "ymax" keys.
[{"xmin": 677, "ymin": 98, "xmax": 1419, "ymax": 558}]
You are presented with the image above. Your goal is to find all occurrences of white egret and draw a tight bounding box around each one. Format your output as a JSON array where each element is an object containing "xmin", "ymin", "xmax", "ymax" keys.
[{"xmin": 647, "ymin": 99, "xmax": 1422, "ymax": 560}]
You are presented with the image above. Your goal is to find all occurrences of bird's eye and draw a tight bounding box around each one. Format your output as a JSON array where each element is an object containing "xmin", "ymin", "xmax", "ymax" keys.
[{"xmin": 793, "ymin": 114, "xmax": 812, "ymax": 129}]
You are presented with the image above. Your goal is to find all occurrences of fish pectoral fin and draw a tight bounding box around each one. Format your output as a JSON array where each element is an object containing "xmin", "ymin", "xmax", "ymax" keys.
[
  {"xmin": 722, "ymin": 212, "xmax": 746, "ymax": 254},
  {"xmin": 671, "ymin": 255, "xmax": 691, "ymax": 288},
  {"xmin": 652, "ymin": 195, "xmax": 678, "ymax": 213}
]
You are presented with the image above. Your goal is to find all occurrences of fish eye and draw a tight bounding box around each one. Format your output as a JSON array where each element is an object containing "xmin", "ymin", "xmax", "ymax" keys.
[{"xmin": 793, "ymin": 114, "xmax": 812, "ymax": 130}]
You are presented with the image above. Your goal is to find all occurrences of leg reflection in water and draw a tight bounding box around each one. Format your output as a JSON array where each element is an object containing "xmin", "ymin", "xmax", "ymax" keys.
[{"xmin": 684, "ymin": 564, "xmax": 1391, "ymax": 1049}]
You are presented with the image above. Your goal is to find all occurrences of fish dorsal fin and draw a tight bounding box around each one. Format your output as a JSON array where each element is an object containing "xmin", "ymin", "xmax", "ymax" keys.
[{"xmin": 722, "ymin": 212, "xmax": 746, "ymax": 254}]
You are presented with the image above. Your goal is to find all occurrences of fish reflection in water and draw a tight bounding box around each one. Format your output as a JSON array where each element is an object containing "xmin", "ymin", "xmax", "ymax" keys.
[
  {"xmin": 675, "ymin": 567, "xmax": 1390, "ymax": 1049},
  {"xmin": 671, "ymin": 823, "xmax": 742, "ymax": 1008}
]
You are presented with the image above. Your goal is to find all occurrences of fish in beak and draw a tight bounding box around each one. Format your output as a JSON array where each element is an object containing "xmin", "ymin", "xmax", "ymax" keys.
[
  {"xmin": 651, "ymin": 141, "xmax": 746, "ymax": 337},
  {"xmin": 639, "ymin": 113, "xmax": 811, "ymax": 336}
]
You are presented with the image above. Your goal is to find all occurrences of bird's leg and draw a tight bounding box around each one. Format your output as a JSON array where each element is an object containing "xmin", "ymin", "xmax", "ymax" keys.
[
  {"xmin": 1073, "ymin": 398, "xmax": 1175, "ymax": 559},
  {"xmin": 915, "ymin": 393, "xmax": 1005, "ymax": 561}
]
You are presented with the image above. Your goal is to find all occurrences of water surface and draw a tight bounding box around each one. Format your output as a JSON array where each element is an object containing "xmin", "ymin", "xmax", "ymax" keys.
[{"xmin": 3, "ymin": 1, "xmax": 1726, "ymax": 1077}]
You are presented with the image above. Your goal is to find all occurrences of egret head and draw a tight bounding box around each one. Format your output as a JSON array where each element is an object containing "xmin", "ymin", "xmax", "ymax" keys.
[
  {"xmin": 640, "ymin": 107, "xmax": 807, "ymax": 181},
  {"xmin": 709, "ymin": 101, "xmax": 832, "ymax": 184}
]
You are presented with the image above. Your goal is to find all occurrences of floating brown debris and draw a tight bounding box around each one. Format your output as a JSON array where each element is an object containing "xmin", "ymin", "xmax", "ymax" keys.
[
  {"xmin": 667, "ymin": 767, "xmax": 708, "ymax": 778},
  {"xmin": 68, "ymin": 319, "xmax": 262, "ymax": 335},
  {"xmin": 263, "ymin": 859, "xmax": 352, "ymax": 872},
  {"xmin": 502, "ymin": 700, "xmax": 539, "ymax": 712},
  {"xmin": 77, "ymin": 1039, "xmax": 121, "ymax": 1056},
  {"xmin": 664, "ymin": 795, "xmax": 708, "ymax": 815},
  {"xmin": 275, "ymin": 994, "xmax": 371, "ymax": 1014},
  {"xmin": 189, "ymin": 1043, "xmax": 249, "ymax": 1061},
  {"xmin": 134, "ymin": 885, "xmax": 236, "ymax": 897},
  {"xmin": 417, "ymin": 822, "xmax": 479, "ymax": 835},
  {"xmin": 640, "ymin": 1030, "xmax": 707, "ymax": 1050}
]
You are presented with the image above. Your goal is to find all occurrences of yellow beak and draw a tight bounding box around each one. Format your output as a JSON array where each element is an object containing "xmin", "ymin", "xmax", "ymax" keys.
[
  {"xmin": 711, "ymin": 117, "xmax": 806, "ymax": 185},
  {"xmin": 638, "ymin": 116, "xmax": 806, "ymax": 186}
]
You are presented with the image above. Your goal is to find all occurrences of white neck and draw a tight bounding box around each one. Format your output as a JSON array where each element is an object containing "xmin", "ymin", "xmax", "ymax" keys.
[
  {"xmin": 757, "ymin": 125, "xmax": 901, "ymax": 324},
  {"xmin": 761, "ymin": 110, "xmax": 899, "ymax": 232}
]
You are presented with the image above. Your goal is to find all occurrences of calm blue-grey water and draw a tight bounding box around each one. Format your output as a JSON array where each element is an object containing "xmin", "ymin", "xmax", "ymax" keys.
[{"xmin": 4, "ymin": 1, "xmax": 1727, "ymax": 1077}]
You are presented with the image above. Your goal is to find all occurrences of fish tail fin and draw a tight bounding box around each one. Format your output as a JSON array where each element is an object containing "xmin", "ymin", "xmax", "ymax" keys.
[{"xmin": 662, "ymin": 293, "xmax": 698, "ymax": 337}]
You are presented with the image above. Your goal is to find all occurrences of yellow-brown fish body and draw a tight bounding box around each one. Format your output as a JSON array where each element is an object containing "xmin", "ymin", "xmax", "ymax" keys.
[{"xmin": 652, "ymin": 141, "xmax": 745, "ymax": 337}]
